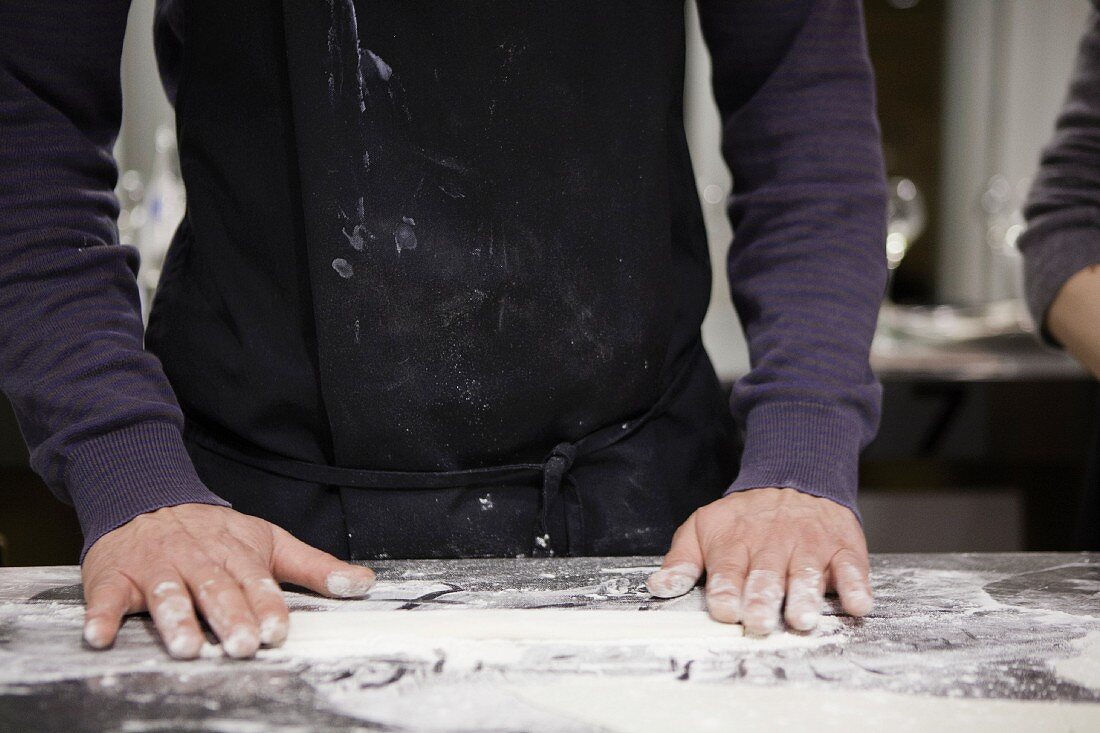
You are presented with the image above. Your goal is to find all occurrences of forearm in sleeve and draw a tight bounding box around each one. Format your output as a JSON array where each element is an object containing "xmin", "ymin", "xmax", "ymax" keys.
[
  {"xmin": 696, "ymin": 0, "xmax": 888, "ymax": 515},
  {"xmin": 0, "ymin": 0, "xmax": 228, "ymax": 560}
]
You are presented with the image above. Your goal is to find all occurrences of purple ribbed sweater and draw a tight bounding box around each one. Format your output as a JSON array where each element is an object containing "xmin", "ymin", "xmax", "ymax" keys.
[{"xmin": 0, "ymin": 0, "xmax": 887, "ymax": 559}]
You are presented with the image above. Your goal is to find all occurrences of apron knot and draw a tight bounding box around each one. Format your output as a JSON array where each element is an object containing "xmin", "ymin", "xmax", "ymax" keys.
[{"xmin": 534, "ymin": 442, "xmax": 580, "ymax": 557}]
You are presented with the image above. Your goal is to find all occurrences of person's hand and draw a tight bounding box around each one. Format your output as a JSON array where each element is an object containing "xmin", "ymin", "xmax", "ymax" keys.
[
  {"xmin": 81, "ymin": 503, "xmax": 376, "ymax": 659},
  {"xmin": 646, "ymin": 487, "xmax": 872, "ymax": 635}
]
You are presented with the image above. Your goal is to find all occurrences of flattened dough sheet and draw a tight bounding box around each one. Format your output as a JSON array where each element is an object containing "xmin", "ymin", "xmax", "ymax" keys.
[{"xmin": 284, "ymin": 609, "xmax": 744, "ymax": 644}]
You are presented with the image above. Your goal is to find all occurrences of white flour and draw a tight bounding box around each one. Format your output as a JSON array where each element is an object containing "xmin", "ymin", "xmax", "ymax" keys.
[{"xmin": 1054, "ymin": 630, "xmax": 1100, "ymax": 690}]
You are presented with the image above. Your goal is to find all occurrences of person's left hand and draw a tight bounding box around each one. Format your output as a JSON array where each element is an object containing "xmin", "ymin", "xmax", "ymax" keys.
[{"xmin": 646, "ymin": 487, "xmax": 873, "ymax": 635}]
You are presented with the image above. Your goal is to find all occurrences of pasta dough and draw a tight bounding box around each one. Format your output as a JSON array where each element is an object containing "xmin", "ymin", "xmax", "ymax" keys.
[{"xmin": 284, "ymin": 609, "xmax": 744, "ymax": 644}]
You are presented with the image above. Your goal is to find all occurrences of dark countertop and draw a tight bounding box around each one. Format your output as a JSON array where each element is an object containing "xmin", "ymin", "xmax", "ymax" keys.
[
  {"xmin": 871, "ymin": 332, "xmax": 1086, "ymax": 383},
  {"xmin": 2, "ymin": 554, "xmax": 1100, "ymax": 732}
]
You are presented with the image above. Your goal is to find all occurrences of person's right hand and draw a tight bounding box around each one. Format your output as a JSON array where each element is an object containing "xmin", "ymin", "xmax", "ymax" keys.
[{"xmin": 81, "ymin": 503, "xmax": 376, "ymax": 660}]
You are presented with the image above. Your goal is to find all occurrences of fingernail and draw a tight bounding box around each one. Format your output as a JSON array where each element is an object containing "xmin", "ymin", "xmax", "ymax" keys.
[
  {"xmin": 706, "ymin": 593, "xmax": 741, "ymax": 623},
  {"xmin": 325, "ymin": 570, "xmax": 374, "ymax": 598},
  {"xmin": 705, "ymin": 574, "xmax": 741, "ymax": 622},
  {"xmin": 845, "ymin": 588, "xmax": 874, "ymax": 616},
  {"xmin": 743, "ymin": 607, "xmax": 778, "ymax": 635},
  {"xmin": 646, "ymin": 564, "xmax": 699, "ymax": 599},
  {"xmin": 167, "ymin": 632, "xmax": 201, "ymax": 659},
  {"xmin": 791, "ymin": 608, "xmax": 820, "ymax": 631},
  {"xmin": 259, "ymin": 616, "xmax": 288, "ymax": 646},
  {"xmin": 837, "ymin": 563, "xmax": 866, "ymax": 587},
  {"xmin": 743, "ymin": 598, "xmax": 780, "ymax": 634},
  {"xmin": 836, "ymin": 564, "xmax": 874, "ymax": 615},
  {"xmin": 83, "ymin": 620, "xmax": 110, "ymax": 649},
  {"xmin": 743, "ymin": 570, "xmax": 783, "ymax": 635},
  {"xmin": 222, "ymin": 627, "xmax": 260, "ymax": 658},
  {"xmin": 787, "ymin": 570, "xmax": 823, "ymax": 631}
]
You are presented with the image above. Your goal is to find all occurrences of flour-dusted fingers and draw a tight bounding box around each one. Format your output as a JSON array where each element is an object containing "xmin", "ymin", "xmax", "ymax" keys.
[
  {"xmin": 740, "ymin": 555, "xmax": 787, "ymax": 635},
  {"xmin": 82, "ymin": 570, "xmax": 142, "ymax": 650},
  {"xmin": 140, "ymin": 571, "xmax": 205, "ymax": 659},
  {"xmin": 784, "ymin": 555, "xmax": 827, "ymax": 632},
  {"xmin": 702, "ymin": 539, "xmax": 749, "ymax": 624},
  {"xmin": 830, "ymin": 549, "xmax": 874, "ymax": 617},
  {"xmin": 79, "ymin": 504, "xmax": 367, "ymax": 660},
  {"xmin": 220, "ymin": 541, "xmax": 289, "ymax": 646},
  {"xmin": 270, "ymin": 526, "xmax": 375, "ymax": 598},
  {"xmin": 239, "ymin": 576, "xmax": 289, "ymax": 647},
  {"xmin": 184, "ymin": 563, "xmax": 260, "ymax": 659},
  {"xmin": 646, "ymin": 513, "xmax": 704, "ymax": 599}
]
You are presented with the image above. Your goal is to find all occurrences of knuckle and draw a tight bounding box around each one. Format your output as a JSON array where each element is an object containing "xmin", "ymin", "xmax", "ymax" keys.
[
  {"xmin": 699, "ymin": 524, "xmax": 742, "ymax": 554},
  {"xmin": 242, "ymin": 576, "xmax": 281, "ymax": 594},
  {"xmin": 830, "ymin": 547, "xmax": 868, "ymax": 572},
  {"xmin": 151, "ymin": 595, "xmax": 194, "ymax": 624},
  {"xmin": 748, "ymin": 548, "xmax": 786, "ymax": 571},
  {"xmin": 694, "ymin": 503, "xmax": 728, "ymax": 530},
  {"xmin": 146, "ymin": 577, "xmax": 185, "ymax": 598}
]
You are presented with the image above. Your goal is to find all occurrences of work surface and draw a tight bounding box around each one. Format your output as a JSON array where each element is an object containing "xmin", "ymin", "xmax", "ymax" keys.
[{"xmin": 2, "ymin": 554, "xmax": 1099, "ymax": 732}]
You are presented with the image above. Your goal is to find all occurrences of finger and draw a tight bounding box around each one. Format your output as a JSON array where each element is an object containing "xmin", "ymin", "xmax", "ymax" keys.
[
  {"xmin": 741, "ymin": 554, "xmax": 787, "ymax": 636},
  {"xmin": 784, "ymin": 555, "xmax": 826, "ymax": 632},
  {"xmin": 646, "ymin": 514, "xmax": 704, "ymax": 599},
  {"xmin": 141, "ymin": 572, "xmax": 205, "ymax": 659},
  {"xmin": 830, "ymin": 550, "xmax": 874, "ymax": 617},
  {"xmin": 271, "ymin": 527, "xmax": 375, "ymax": 598},
  {"xmin": 242, "ymin": 577, "xmax": 289, "ymax": 647},
  {"xmin": 183, "ymin": 563, "xmax": 260, "ymax": 659},
  {"xmin": 83, "ymin": 572, "xmax": 142, "ymax": 650},
  {"xmin": 701, "ymin": 537, "xmax": 749, "ymax": 624},
  {"xmin": 224, "ymin": 552, "xmax": 289, "ymax": 647}
]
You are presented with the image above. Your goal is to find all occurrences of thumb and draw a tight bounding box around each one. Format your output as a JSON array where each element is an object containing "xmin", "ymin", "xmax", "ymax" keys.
[
  {"xmin": 646, "ymin": 513, "xmax": 704, "ymax": 598},
  {"xmin": 270, "ymin": 527, "xmax": 376, "ymax": 598}
]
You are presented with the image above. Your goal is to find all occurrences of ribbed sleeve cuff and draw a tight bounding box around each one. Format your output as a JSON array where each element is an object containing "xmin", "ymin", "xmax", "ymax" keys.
[
  {"xmin": 1021, "ymin": 225, "xmax": 1100, "ymax": 347},
  {"xmin": 65, "ymin": 422, "xmax": 231, "ymax": 562},
  {"xmin": 724, "ymin": 401, "xmax": 864, "ymax": 522}
]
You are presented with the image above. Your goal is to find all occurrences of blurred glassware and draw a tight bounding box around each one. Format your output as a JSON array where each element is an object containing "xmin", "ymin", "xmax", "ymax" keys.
[
  {"xmin": 885, "ymin": 176, "xmax": 927, "ymax": 300},
  {"xmin": 136, "ymin": 126, "xmax": 186, "ymax": 320},
  {"xmin": 979, "ymin": 174, "xmax": 1029, "ymax": 303},
  {"xmin": 115, "ymin": 169, "xmax": 145, "ymax": 248},
  {"xmin": 876, "ymin": 299, "xmax": 1033, "ymax": 345},
  {"xmin": 981, "ymin": 174, "xmax": 1028, "ymax": 256}
]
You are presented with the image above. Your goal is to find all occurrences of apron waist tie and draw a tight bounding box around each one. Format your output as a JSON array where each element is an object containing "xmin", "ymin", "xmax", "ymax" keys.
[
  {"xmin": 185, "ymin": 341, "xmax": 703, "ymax": 556},
  {"xmin": 536, "ymin": 442, "xmax": 580, "ymax": 557}
]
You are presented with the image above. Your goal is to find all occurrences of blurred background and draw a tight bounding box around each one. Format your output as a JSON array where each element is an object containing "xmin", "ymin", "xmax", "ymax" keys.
[{"xmin": 0, "ymin": 0, "xmax": 1096, "ymax": 564}]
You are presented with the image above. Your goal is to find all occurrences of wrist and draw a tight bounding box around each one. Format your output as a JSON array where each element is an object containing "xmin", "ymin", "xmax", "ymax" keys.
[{"xmin": 60, "ymin": 422, "xmax": 230, "ymax": 561}]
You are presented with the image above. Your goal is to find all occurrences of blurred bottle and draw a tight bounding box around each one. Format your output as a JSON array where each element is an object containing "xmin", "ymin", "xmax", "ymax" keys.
[
  {"xmin": 980, "ymin": 174, "xmax": 1029, "ymax": 310},
  {"xmin": 136, "ymin": 125, "xmax": 186, "ymax": 319},
  {"xmin": 885, "ymin": 176, "xmax": 927, "ymax": 302},
  {"xmin": 116, "ymin": 169, "xmax": 146, "ymax": 248}
]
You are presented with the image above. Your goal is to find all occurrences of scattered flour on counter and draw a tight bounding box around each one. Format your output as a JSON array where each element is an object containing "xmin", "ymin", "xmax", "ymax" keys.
[
  {"xmin": 120, "ymin": 720, "xmax": 311, "ymax": 733},
  {"xmin": 508, "ymin": 678, "xmax": 1100, "ymax": 733},
  {"xmin": 1054, "ymin": 630, "xmax": 1100, "ymax": 690},
  {"xmin": 600, "ymin": 566, "xmax": 661, "ymax": 575}
]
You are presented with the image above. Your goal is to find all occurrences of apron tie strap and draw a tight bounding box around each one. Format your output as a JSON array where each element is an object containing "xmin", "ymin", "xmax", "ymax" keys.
[
  {"xmin": 534, "ymin": 442, "xmax": 579, "ymax": 557},
  {"xmin": 187, "ymin": 342, "xmax": 704, "ymax": 557}
]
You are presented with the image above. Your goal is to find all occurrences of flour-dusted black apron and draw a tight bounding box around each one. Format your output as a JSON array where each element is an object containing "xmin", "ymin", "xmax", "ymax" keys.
[{"xmin": 148, "ymin": 0, "xmax": 737, "ymax": 560}]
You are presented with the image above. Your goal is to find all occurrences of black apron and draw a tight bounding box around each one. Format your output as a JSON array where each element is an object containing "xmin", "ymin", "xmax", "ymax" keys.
[{"xmin": 149, "ymin": 0, "xmax": 738, "ymax": 560}]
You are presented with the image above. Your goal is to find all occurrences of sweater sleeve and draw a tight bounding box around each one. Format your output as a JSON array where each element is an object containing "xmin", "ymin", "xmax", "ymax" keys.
[
  {"xmin": 695, "ymin": 0, "xmax": 888, "ymax": 517},
  {"xmin": 0, "ymin": 0, "xmax": 229, "ymax": 561},
  {"xmin": 1018, "ymin": 2, "xmax": 1100, "ymax": 345}
]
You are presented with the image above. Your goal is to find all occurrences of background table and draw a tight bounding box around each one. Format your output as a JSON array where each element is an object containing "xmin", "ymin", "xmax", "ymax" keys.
[{"xmin": 2, "ymin": 553, "xmax": 1099, "ymax": 731}]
